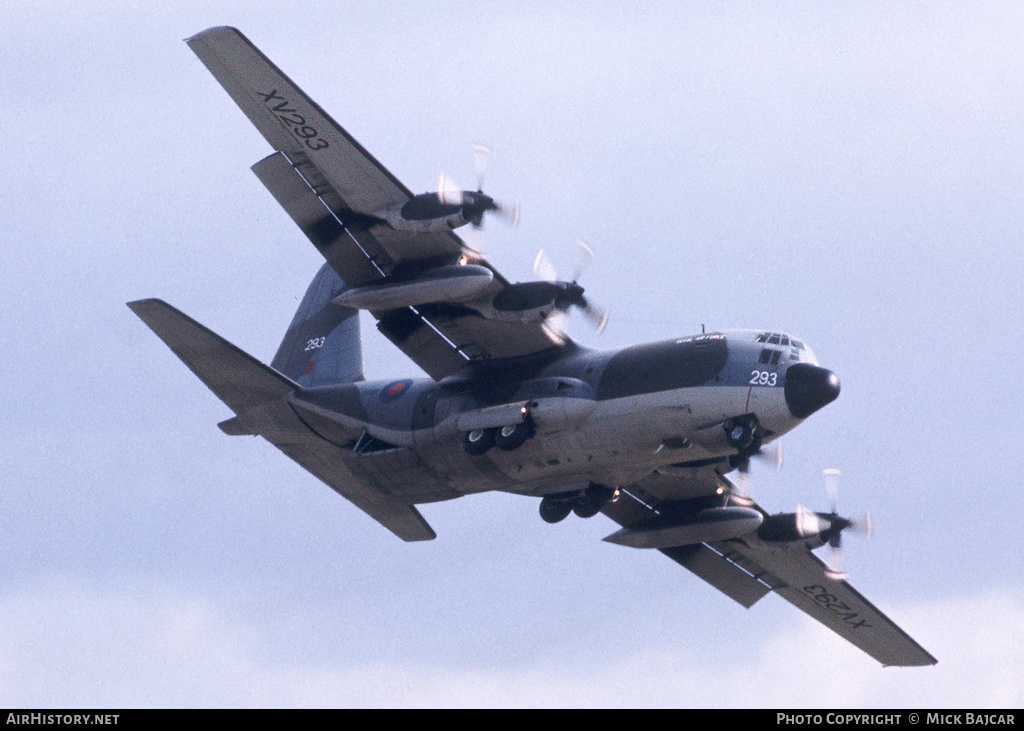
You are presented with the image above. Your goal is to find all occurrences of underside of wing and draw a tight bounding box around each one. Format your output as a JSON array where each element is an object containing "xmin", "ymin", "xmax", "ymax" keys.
[
  {"xmin": 601, "ymin": 467, "xmax": 936, "ymax": 667},
  {"xmin": 187, "ymin": 27, "xmax": 470, "ymax": 272},
  {"xmin": 187, "ymin": 27, "xmax": 413, "ymax": 220},
  {"xmin": 708, "ymin": 537, "xmax": 937, "ymax": 666},
  {"xmin": 602, "ymin": 464, "xmax": 774, "ymax": 609},
  {"xmin": 187, "ymin": 27, "xmax": 580, "ymax": 380}
]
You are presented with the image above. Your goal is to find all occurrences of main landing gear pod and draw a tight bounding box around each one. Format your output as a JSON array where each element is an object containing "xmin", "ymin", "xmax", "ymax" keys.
[
  {"xmin": 462, "ymin": 415, "xmax": 537, "ymax": 455},
  {"xmin": 539, "ymin": 485, "xmax": 618, "ymax": 523}
]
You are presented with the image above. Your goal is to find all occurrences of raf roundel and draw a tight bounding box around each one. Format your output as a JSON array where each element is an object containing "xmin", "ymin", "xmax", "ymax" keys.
[{"xmin": 380, "ymin": 380, "xmax": 412, "ymax": 402}]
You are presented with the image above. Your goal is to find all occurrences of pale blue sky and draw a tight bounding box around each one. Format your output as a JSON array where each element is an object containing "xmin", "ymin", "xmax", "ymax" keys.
[{"xmin": 1, "ymin": 1, "xmax": 1021, "ymax": 707}]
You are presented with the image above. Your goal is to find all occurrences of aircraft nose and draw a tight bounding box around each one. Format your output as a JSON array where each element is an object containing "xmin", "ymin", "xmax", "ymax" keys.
[{"xmin": 784, "ymin": 363, "xmax": 841, "ymax": 418}]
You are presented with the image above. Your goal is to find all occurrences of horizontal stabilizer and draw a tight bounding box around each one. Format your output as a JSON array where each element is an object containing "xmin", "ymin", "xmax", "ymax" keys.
[
  {"xmin": 128, "ymin": 298, "xmax": 436, "ymax": 542},
  {"xmin": 218, "ymin": 416, "xmax": 254, "ymax": 436},
  {"xmin": 127, "ymin": 299, "xmax": 297, "ymax": 415},
  {"xmin": 274, "ymin": 441, "xmax": 437, "ymax": 542}
]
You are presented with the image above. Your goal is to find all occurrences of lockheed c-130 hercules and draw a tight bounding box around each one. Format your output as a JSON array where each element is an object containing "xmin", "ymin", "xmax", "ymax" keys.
[{"xmin": 129, "ymin": 26, "xmax": 936, "ymax": 667}]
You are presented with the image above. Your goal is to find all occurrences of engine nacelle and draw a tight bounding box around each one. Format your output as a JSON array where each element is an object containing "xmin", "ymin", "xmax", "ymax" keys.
[
  {"xmin": 754, "ymin": 510, "xmax": 831, "ymax": 550},
  {"xmin": 371, "ymin": 193, "xmax": 469, "ymax": 232}
]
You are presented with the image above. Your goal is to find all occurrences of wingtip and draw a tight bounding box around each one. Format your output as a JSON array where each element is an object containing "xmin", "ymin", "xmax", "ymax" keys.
[
  {"xmin": 126, "ymin": 297, "xmax": 165, "ymax": 312},
  {"xmin": 184, "ymin": 26, "xmax": 243, "ymax": 45},
  {"xmin": 883, "ymin": 657, "xmax": 939, "ymax": 668}
]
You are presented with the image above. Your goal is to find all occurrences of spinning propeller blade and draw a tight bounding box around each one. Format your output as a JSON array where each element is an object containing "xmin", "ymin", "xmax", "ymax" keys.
[
  {"xmin": 436, "ymin": 144, "xmax": 520, "ymax": 234},
  {"xmin": 540, "ymin": 310, "xmax": 569, "ymax": 347},
  {"xmin": 730, "ymin": 456, "xmax": 755, "ymax": 507},
  {"xmin": 572, "ymin": 240, "xmax": 595, "ymax": 282},
  {"xmin": 532, "ymin": 242, "xmax": 609, "ymax": 345},
  {"xmin": 437, "ymin": 171, "xmax": 464, "ymax": 206},
  {"xmin": 819, "ymin": 468, "xmax": 872, "ymax": 581},
  {"xmin": 533, "ymin": 250, "xmax": 558, "ymax": 283},
  {"xmin": 728, "ymin": 439, "xmax": 783, "ymax": 507},
  {"xmin": 473, "ymin": 142, "xmax": 491, "ymax": 191}
]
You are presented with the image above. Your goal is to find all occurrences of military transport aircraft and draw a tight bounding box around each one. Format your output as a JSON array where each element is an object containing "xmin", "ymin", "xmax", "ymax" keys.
[{"xmin": 129, "ymin": 26, "xmax": 936, "ymax": 667}]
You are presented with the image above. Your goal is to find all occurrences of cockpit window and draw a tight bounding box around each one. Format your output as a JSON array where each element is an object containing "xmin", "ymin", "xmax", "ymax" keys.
[{"xmin": 756, "ymin": 333, "xmax": 809, "ymax": 360}]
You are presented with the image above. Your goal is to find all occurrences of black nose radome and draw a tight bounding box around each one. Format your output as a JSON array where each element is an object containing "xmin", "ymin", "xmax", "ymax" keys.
[{"xmin": 785, "ymin": 363, "xmax": 841, "ymax": 418}]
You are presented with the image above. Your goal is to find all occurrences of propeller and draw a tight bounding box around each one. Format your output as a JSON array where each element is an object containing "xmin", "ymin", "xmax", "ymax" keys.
[
  {"xmin": 731, "ymin": 456, "xmax": 756, "ymax": 507},
  {"xmin": 728, "ymin": 441, "xmax": 783, "ymax": 508},
  {"xmin": 437, "ymin": 143, "xmax": 520, "ymax": 256},
  {"xmin": 473, "ymin": 142, "xmax": 492, "ymax": 191},
  {"xmin": 796, "ymin": 468, "xmax": 873, "ymax": 581},
  {"xmin": 760, "ymin": 440, "xmax": 785, "ymax": 472},
  {"xmin": 532, "ymin": 241, "xmax": 609, "ymax": 345}
]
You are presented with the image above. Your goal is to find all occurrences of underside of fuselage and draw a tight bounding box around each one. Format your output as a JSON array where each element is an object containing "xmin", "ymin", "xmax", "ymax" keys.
[{"xmin": 286, "ymin": 329, "xmax": 839, "ymax": 506}]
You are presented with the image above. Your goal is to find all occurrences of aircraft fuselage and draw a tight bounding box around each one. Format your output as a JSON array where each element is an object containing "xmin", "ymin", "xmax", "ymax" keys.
[{"xmin": 286, "ymin": 329, "xmax": 839, "ymax": 505}]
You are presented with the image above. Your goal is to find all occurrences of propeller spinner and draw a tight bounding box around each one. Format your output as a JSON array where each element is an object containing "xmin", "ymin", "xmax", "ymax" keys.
[
  {"xmin": 437, "ymin": 144, "xmax": 520, "ymax": 256},
  {"xmin": 532, "ymin": 241, "xmax": 609, "ymax": 345}
]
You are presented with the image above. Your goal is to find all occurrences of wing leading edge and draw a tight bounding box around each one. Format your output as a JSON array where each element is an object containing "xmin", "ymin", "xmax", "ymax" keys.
[{"xmin": 602, "ymin": 471, "xmax": 936, "ymax": 667}]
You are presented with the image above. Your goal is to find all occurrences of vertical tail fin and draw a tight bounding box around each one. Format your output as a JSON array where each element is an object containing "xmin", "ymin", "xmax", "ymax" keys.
[{"xmin": 272, "ymin": 263, "xmax": 363, "ymax": 386}]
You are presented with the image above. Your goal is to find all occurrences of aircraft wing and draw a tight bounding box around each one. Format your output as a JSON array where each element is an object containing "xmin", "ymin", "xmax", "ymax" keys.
[
  {"xmin": 186, "ymin": 26, "xmax": 443, "ymax": 261},
  {"xmin": 128, "ymin": 299, "xmax": 436, "ymax": 542},
  {"xmin": 187, "ymin": 26, "xmax": 562, "ymax": 380},
  {"xmin": 703, "ymin": 534, "xmax": 937, "ymax": 666},
  {"xmin": 602, "ymin": 467, "xmax": 937, "ymax": 667}
]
